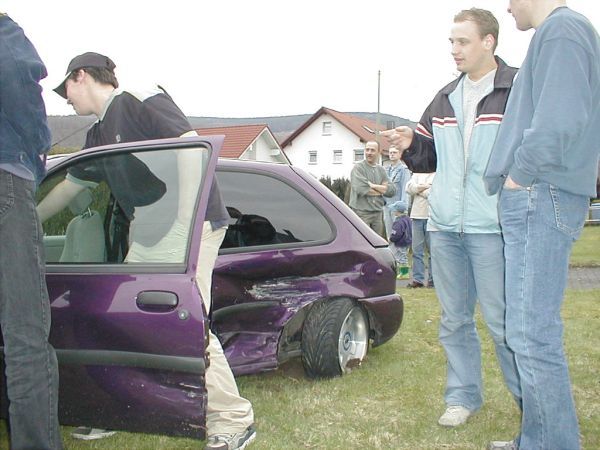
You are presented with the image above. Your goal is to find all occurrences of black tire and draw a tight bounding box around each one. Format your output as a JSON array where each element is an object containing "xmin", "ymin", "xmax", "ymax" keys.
[{"xmin": 301, "ymin": 298, "xmax": 369, "ymax": 379}]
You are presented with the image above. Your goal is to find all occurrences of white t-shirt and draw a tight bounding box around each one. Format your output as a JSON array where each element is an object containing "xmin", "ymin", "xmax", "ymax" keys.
[{"xmin": 462, "ymin": 69, "xmax": 496, "ymax": 163}]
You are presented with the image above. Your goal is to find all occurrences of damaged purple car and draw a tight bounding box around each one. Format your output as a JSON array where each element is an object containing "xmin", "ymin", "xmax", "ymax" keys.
[{"xmin": 0, "ymin": 136, "xmax": 403, "ymax": 439}]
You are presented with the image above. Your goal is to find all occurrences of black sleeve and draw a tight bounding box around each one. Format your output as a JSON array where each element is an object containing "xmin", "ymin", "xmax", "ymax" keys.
[
  {"xmin": 67, "ymin": 159, "xmax": 104, "ymax": 184},
  {"xmin": 401, "ymin": 99, "xmax": 437, "ymax": 173}
]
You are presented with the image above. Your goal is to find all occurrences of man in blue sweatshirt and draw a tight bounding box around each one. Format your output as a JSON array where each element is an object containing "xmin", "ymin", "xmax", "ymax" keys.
[
  {"xmin": 484, "ymin": 2, "xmax": 600, "ymax": 449},
  {"xmin": 0, "ymin": 13, "xmax": 62, "ymax": 449}
]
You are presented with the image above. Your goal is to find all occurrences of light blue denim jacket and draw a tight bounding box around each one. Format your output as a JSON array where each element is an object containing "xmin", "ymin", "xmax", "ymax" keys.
[
  {"xmin": 403, "ymin": 58, "xmax": 517, "ymax": 234},
  {"xmin": 384, "ymin": 162, "xmax": 411, "ymax": 211},
  {"xmin": 0, "ymin": 15, "xmax": 51, "ymax": 183}
]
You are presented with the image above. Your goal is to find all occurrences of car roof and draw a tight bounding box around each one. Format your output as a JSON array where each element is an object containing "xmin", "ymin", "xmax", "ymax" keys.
[{"xmin": 45, "ymin": 137, "xmax": 291, "ymax": 172}]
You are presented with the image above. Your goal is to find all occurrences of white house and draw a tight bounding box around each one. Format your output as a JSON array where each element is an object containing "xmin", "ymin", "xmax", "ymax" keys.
[
  {"xmin": 196, "ymin": 124, "xmax": 289, "ymax": 163},
  {"xmin": 281, "ymin": 107, "xmax": 392, "ymax": 179}
]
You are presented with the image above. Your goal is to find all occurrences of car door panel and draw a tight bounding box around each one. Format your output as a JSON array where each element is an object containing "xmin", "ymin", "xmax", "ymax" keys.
[{"xmin": 2, "ymin": 138, "xmax": 219, "ymax": 439}]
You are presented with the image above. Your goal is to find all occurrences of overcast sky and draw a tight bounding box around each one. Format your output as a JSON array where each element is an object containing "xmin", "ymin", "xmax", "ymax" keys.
[{"xmin": 4, "ymin": 1, "xmax": 599, "ymax": 122}]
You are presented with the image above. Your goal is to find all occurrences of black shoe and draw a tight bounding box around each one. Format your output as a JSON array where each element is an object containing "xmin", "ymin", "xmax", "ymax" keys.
[
  {"xmin": 428, "ymin": 281, "xmax": 435, "ymax": 288},
  {"xmin": 406, "ymin": 281, "xmax": 425, "ymax": 288}
]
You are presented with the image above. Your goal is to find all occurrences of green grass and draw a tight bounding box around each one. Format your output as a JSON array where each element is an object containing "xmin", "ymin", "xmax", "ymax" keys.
[
  {"xmin": 1, "ymin": 225, "xmax": 598, "ymax": 448},
  {"xmin": 570, "ymin": 225, "xmax": 600, "ymax": 267},
  {"xmin": 2, "ymin": 288, "xmax": 599, "ymax": 449},
  {"xmin": 405, "ymin": 225, "xmax": 598, "ymax": 269}
]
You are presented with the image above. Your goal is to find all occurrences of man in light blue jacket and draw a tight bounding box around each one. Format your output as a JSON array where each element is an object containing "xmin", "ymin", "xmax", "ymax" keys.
[
  {"xmin": 384, "ymin": 8, "xmax": 521, "ymax": 428},
  {"xmin": 485, "ymin": 2, "xmax": 600, "ymax": 449}
]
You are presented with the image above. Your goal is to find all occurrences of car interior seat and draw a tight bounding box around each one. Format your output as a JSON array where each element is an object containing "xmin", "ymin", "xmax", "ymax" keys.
[
  {"xmin": 237, "ymin": 214, "xmax": 277, "ymax": 247},
  {"xmin": 59, "ymin": 189, "xmax": 106, "ymax": 263}
]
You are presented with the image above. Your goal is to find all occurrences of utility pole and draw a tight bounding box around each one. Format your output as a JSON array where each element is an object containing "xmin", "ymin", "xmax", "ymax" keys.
[{"xmin": 376, "ymin": 69, "xmax": 381, "ymax": 160}]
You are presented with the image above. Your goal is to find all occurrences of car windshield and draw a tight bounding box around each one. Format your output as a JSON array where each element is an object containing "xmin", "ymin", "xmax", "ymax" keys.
[{"xmin": 37, "ymin": 146, "xmax": 208, "ymax": 265}]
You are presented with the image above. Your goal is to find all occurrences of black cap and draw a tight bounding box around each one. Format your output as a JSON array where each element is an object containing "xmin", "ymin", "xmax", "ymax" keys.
[{"xmin": 54, "ymin": 52, "xmax": 116, "ymax": 98}]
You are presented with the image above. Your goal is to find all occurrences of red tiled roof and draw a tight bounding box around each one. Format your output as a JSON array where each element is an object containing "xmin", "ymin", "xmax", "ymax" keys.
[
  {"xmin": 280, "ymin": 106, "xmax": 392, "ymax": 152},
  {"xmin": 195, "ymin": 124, "xmax": 268, "ymax": 158}
]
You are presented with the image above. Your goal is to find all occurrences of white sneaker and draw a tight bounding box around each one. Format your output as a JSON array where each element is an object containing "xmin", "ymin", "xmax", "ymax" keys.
[
  {"xmin": 488, "ymin": 440, "xmax": 518, "ymax": 450},
  {"xmin": 71, "ymin": 427, "xmax": 116, "ymax": 440},
  {"xmin": 205, "ymin": 425, "xmax": 256, "ymax": 450},
  {"xmin": 437, "ymin": 405, "xmax": 473, "ymax": 427}
]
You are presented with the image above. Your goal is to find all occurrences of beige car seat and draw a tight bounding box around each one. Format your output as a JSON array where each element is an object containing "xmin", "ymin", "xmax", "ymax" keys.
[{"xmin": 59, "ymin": 189, "xmax": 106, "ymax": 263}]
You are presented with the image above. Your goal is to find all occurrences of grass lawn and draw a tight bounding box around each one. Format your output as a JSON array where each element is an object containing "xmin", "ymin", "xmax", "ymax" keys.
[
  {"xmin": 1, "ymin": 226, "xmax": 598, "ymax": 449},
  {"xmin": 2, "ymin": 288, "xmax": 598, "ymax": 449},
  {"xmin": 570, "ymin": 224, "xmax": 600, "ymax": 267}
]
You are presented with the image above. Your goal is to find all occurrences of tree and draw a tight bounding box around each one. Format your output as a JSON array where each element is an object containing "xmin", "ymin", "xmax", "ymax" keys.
[{"xmin": 319, "ymin": 176, "xmax": 350, "ymax": 204}]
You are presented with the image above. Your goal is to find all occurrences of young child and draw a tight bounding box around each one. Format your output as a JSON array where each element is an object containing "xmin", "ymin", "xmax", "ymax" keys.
[{"xmin": 388, "ymin": 201, "xmax": 412, "ymax": 279}]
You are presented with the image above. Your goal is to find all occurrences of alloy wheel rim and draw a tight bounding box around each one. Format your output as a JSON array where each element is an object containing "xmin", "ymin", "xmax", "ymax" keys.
[{"xmin": 338, "ymin": 306, "xmax": 368, "ymax": 372}]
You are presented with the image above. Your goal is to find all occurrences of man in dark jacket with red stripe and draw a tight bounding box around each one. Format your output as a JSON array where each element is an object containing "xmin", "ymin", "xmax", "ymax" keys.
[{"xmin": 384, "ymin": 8, "xmax": 521, "ymax": 428}]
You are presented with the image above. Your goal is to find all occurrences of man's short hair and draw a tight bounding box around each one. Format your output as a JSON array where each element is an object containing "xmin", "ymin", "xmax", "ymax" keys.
[
  {"xmin": 68, "ymin": 67, "xmax": 119, "ymax": 89},
  {"xmin": 365, "ymin": 140, "xmax": 379, "ymax": 150},
  {"xmin": 454, "ymin": 8, "xmax": 499, "ymax": 51}
]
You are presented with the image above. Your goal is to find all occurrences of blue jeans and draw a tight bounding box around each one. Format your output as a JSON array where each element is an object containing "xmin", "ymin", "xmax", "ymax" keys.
[
  {"xmin": 389, "ymin": 243, "xmax": 408, "ymax": 265},
  {"xmin": 500, "ymin": 183, "xmax": 587, "ymax": 450},
  {"xmin": 411, "ymin": 218, "xmax": 432, "ymax": 284},
  {"xmin": 430, "ymin": 231, "xmax": 521, "ymax": 411},
  {"xmin": 0, "ymin": 170, "xmax": 62, "ymax": 449}
]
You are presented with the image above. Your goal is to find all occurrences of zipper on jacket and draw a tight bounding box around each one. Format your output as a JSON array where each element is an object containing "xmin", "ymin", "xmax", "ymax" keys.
[
  {"xmin": 459, "ymin": 129, "xmax": 467, "ymax": 234},
  {"xmin": 459, "ymin": 93, "xmax": 490, "ymax": 234}
]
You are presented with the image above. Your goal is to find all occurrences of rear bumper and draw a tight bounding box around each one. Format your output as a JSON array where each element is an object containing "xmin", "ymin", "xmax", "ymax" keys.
[{"xmin": 359, "ymin": 293, "xmax": 403, "ymax": 346}]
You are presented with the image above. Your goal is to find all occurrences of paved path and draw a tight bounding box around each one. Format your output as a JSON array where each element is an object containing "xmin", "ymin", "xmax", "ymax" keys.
[
  {"xmin": 398, "ymin": 267, "xmax": 600, "ymax": 290},
  {"xmin": 567, "ymin": 266, "xmax": 600, "ymax": 290}
]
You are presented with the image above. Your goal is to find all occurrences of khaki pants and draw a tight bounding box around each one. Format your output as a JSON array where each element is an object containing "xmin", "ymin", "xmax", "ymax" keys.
[
  {"xmin": 196, "ymin": 222, "xmax": 254, "ymax": 435},
  {"xmin": 352, "ymin": 208, "xmax": 385, "ymax": 238}
]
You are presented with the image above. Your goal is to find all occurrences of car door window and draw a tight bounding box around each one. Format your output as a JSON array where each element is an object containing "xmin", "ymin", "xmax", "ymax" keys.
[
  {"xmin": 38, "ymin": 147, "xmax": 207, "ymax": 264},
  {"xmin": 217, "ymin": 170, "xmax": 333, "ymax": 250}
]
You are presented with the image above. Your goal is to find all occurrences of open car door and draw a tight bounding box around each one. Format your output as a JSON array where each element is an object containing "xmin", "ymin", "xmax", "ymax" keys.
[{"xmin": 1, "ymin": 137, "xmax": 221, "ymax": 439}]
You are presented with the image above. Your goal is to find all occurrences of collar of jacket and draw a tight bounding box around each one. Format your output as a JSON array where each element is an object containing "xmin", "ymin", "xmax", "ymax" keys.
[{"xmin": 440, "ymin": 56, "xmax": 516, "ymax": 96}]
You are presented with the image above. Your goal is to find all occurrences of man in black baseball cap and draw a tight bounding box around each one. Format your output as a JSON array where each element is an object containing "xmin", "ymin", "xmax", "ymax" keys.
[
  {"xmin": 44, "ymin": 50, "xmax": 257, "ymax": 448},
  {"xmin": 54, "ymin": 51, "xmax": 116, "ymax": 98}
]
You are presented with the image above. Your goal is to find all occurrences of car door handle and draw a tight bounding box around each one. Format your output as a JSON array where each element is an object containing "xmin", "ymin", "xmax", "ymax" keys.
[{"xmin": 136, "ymin": 291, "xmax": 179, "ymax": 311}]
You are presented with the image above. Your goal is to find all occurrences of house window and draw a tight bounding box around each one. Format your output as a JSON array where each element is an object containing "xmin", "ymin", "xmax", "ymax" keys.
[
  {"xmin": 308, "ymin": 151, "xmax": 318, "ymax": 164},
  {"xmin": 353, "ymin": 149, "xmax": 364, "ymax": 162},
  {"xmin": 322, "ymin": 121, "xmax": 332, "ymax": 136},
  {"xmin": 333, "ymin": 149, "xmax": 343, "ymax": 164}
]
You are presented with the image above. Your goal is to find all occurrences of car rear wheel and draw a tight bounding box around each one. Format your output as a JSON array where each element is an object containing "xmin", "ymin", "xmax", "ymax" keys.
[{"xmin": 301, "ymin": 298, "xmax": 369, "ymax": 378}]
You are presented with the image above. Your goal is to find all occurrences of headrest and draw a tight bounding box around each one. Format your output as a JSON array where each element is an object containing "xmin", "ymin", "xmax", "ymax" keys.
[{"xmin": 68, "ymin": 189, "xmax": 93, "ymax": 215}]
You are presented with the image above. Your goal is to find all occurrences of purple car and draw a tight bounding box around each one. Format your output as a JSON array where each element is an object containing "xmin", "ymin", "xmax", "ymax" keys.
[{"xmin": 0, "ymin": 136, "xmax": 403, "ymax": 438}]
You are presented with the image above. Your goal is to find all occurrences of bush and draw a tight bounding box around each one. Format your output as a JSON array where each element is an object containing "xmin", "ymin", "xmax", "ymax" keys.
[
  {"xmin": 49, "ymin": 146, "xmax": 80, "ymax": 156},
  {"xmin": 319, "ymin": 176, "xmax": 350, "ymax": 203}
]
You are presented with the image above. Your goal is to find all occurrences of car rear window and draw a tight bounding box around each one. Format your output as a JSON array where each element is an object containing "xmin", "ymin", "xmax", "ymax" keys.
[{"xmin": 217, "ymin": 170, "xmax": 333, "ymax": 249}]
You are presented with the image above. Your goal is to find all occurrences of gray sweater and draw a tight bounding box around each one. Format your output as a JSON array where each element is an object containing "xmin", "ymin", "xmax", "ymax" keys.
[{"xmin": 349, "ymin": 160, "xmax": 396, "ymax": 212}]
